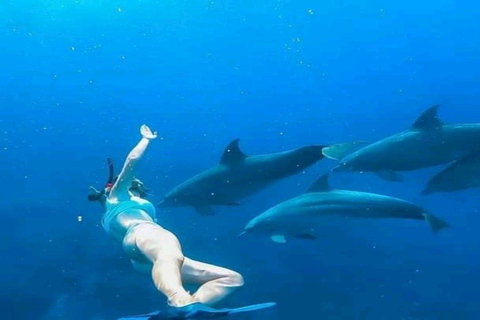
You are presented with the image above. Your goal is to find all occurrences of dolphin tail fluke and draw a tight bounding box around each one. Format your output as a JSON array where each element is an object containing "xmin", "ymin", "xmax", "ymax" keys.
[
  {"xmin": 423, "ymin": 213, "xmax": 450, "ymax": 234},
  {"xmin": 322, "ymin": 141, "xmax": 369, "ymax": 161}
]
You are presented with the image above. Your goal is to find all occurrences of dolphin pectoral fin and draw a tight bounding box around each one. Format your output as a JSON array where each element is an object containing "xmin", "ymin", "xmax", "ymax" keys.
[
  {"xmin": 192, "ymin": 205, "xmax": 216, "ymax": 216},
  {"xmin": 375, "ymin": 170, "xmax": 403, "ymax": 182},
  {"xmin": 293, "ymin": 234, "xmax": 317, "ymax": 240},
  {"xmin": 322, "ymin": 141, "xmax": 370, "ymax": 161},
  {"xmin": 271, "ymin": 235, "xmax": 286, "ymax": 244},
  {"xmin": 306, "ymin": 174, "xmax": 331, "ymax": 193},
  {"xmin": 423, "ymin": 213, "xmax": 450, "ymax": 234}
]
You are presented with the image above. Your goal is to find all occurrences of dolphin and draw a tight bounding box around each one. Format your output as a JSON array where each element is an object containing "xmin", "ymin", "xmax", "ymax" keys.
[
  {"xmin": 422, "ymin": 151, "xmax": 480, "ymax": 195},
  {"xmin": 159, "ymin": 139, "xmax": 332, "ymax": 215},
  {"xmin": 323, "ymin": 105, "xmax": 480, "ymax": 182},
  {"xmin": 243, "ymin": 174, "xmax": 450, "ymax": 243}
]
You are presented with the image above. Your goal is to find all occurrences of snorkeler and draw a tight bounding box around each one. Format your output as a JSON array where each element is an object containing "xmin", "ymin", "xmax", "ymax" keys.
[{"xmin": 97, "ymin": 125, "xmax": 274, "ymax": 319}]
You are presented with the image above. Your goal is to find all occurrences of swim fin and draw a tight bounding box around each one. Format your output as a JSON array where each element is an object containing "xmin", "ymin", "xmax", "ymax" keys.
[
  {"xmin": 222, "ymin": 302, "xmax": 277, "ymax": 314},
  {"xmin": 118, "ymin": 302, "xmax": 276, "ymax": 319},
  {"xmin": 117, "ymin": 311, "xmax": 161, "ymax": 320}
]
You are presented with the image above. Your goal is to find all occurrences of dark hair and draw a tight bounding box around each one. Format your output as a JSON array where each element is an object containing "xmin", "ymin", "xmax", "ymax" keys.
[{"xmin": 130, "ymin": 178, "xmax": 150, "ymax": 198}]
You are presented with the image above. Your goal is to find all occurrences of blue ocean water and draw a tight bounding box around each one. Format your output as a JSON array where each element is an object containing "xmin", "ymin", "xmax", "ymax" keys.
[{"xmin": 2, "ymin": 0, "xmax": 480, "ymax": 319}]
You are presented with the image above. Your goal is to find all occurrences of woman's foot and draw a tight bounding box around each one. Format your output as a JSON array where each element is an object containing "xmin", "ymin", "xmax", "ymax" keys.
[{"xmin": 167, "ymin": 291, "xmax": 197, "ymax": 308}]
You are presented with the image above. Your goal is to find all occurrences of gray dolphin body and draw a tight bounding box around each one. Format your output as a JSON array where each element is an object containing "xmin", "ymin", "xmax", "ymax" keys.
[
  {"xmin": 422, "ymin": 151, "xmax": 480, "ymax": 195},
  {"xmin": 244, "ymin": 174, "xmax": 449, "ymax": 243},
  {"xmin": 325, "ymin": 105, "xmax": 480, "ymax": 181},
  {"xmin": 160, "ymin": 140, "xmax": 327, "ymax": 215}
]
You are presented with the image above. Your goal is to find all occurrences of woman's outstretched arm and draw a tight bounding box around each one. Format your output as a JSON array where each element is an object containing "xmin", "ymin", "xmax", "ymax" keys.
[{"xmin": 109, "ymin": 125, "xmax": 157, "ymax": 201}]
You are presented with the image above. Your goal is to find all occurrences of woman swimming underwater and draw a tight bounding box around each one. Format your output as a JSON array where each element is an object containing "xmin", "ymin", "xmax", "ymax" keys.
[{"xmin": 95, "ymin": 125, "xmax": 273, "ymax": 318}]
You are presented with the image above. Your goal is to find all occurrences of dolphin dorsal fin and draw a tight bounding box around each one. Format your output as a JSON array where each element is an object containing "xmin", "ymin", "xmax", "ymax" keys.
[
  {"xmin": 220, "ymin": 139, "xmax": 247, "ymax": 166},
  {"xmin": 306, "ymin": 174, "xmax": 331, "ymax": 193},
  {"xmin": 411, "ymin": 105, "xmax": 442, "ymax": 131}
]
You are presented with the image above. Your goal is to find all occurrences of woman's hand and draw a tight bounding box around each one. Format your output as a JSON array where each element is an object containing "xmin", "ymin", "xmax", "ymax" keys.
[
  {"xmin": 88, "ymin": 186, "xmax": 99, "ymax": 195},
  {"xmin": 140, "ymin": 125, "xmax": 158, "ymax": 140}
]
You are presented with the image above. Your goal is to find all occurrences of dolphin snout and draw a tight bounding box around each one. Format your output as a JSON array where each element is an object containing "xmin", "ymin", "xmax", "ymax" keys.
[
  {"xmin": 243, "ymin": 219, "xmax": 258, "ymax": 233},
  {"xmin": 157, "ymin": 199, "xmax": 169, "ymax": 207},
  {"xmin": 331, "ymin": 163, "xmax": 350, "ymax": 172},
  {"xmin": 239, "ymin": 222, "xmax": 257, "ymax": 238},
  {"xmin": 157, "ymin": 196, "xmax": 179, "ymax": 208},
  {"xmin": 237, "ymin": 231, "xmax": 247, "ymax": 238},
  {"xmin": 244, "ymin": 222, "xmax": 254, "ymax": 232},
  {"xmin": 238, "ymin": 221, "xmax": 255, "ymax": 237}
]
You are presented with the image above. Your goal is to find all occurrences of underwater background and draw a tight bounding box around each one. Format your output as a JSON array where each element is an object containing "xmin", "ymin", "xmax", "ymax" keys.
[{"xmin": 2, "ymin": 0, "xmax": 480, "ymax": 319}]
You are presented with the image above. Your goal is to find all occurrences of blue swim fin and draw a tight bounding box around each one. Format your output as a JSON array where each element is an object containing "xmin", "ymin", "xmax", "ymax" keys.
[
  {"xmin": 118, "ymin": 302, "xmax": 276, "ymax": 319},
  {"xmin": 221, "ymin": 302, "xmax": 277, "ymax": 314},
  {"xmin": 117, "ymin": 311, "xmax": 161, "ymax": 320}
]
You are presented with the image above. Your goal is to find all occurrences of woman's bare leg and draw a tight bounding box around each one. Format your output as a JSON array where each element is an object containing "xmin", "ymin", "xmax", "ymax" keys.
[
  {"xmin": 126, "ymin": 224, "xmax": 196, "ymax": 307},
  {"xmin": 181, "ymin": 257, "xmax": 244, "ymax": 306}
]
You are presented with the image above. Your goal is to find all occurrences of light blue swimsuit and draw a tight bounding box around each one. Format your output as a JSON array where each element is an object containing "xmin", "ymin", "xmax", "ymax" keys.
[{"xmin": 102, "ymin": 195, "xmax": 156, "ymax": 243}]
